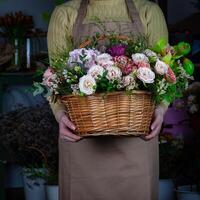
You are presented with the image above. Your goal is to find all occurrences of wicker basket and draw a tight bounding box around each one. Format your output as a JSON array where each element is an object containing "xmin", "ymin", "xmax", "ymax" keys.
[{"xmin": 61, "ymin": 91, "xmax": 155, "ymax": 137}]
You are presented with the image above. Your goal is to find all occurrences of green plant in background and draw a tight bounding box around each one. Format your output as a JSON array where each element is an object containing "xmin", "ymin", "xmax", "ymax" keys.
[
  {"xmin": 174, "ymin": 135, "xmax": 200, "ymax": 191},
  {"xmin": 159, "ymin": 130, "xmax": 184, "ymax": 179},
  {"xmin": 42, "ymin": 0, "xmax": 65, "ymax": 23}
]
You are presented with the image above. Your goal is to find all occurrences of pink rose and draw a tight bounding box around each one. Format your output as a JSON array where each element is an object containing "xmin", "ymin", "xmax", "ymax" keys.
[{"xmin": 113, "ymin": 56, "xmax": 137, "ymax": 75}]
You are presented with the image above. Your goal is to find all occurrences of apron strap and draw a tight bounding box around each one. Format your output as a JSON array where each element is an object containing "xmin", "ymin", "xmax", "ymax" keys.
[
  {"xmin": 73, "ymin": 0, "xmax": 144, "ymax": 41},
  {"xmin": 73, "ymin": 0, "xmax": 89, "ymax": 41},
  {"xmin": 125, "ymin": 0, "xmax": 144, "ymax": 33}
]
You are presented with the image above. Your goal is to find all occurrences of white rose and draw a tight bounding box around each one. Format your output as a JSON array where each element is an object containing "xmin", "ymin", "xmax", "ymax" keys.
[
  {"xmin": 79, "ymin": 75, "xmax": 96, "ymax": 95},
  {"xmin": 87, "ymin": 65, "xmax": 105, "ymax": 79},
  {"xmin": 137, "ymin": 67, "xmax": 155, "ymax": 84},
  {"xmin": 132, "ymin": 53, "xmax": 149, "ymax": 64},
  {"xmin": 143, "ymin": 49, "xmax": 158, "ymax": 59},
  {"xmin": 154, "ymin": 60, "xmax": 168, "ymax": 75},
  {"xmin": 122, "ymin": 75, "xmax": 135, "ymax": 87},
  {"xmin": 106, "ymin": 66, "xmax": 122, "ymax": 81},
  {"xmin": 96, "ymin": 53, "xmax": 112, "ymax": 66}
]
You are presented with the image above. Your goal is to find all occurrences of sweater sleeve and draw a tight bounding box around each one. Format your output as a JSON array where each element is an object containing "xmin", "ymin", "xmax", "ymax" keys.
[
  {"xmin": 145, "ymin": 3, "xmax": 168, "ymax": 46},
  {"xmin": 47, "ymin": 5, "xmax": 76, "ymax": 118},
  {"xmin": 47, "ymin": 5, "xmax": 76, "ymax": 60}
]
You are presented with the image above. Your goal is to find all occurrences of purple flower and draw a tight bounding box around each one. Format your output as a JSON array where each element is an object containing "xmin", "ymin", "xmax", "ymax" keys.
[{"xmin": 107, "ymin": 44, "xmax": 127, "ymax": 57}]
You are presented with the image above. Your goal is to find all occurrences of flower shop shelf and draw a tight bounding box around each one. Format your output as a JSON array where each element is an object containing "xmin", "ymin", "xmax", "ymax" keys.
[{"xmin": 0, "ymin": 72, "xmax": 40, "ymax": 113}]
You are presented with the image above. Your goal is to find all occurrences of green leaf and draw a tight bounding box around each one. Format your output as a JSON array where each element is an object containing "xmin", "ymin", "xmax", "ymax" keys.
[
  {"xmin": 153, "ymin": 39, "xmax": 167, "ymax": 53},
  {"xmin": 162, "ymin": 54, "xmax": 172, "ymax": 65},
  {"xmin": 32, "ymin": 82, "xmax": 45, "ymax": 96},
  {"xmin": 41, "ymin": 12, "xmax": 51, "ymax": 23}
]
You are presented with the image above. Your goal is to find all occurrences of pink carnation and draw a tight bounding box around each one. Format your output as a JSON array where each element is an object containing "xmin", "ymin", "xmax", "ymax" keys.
[
  {"xmin": 113, "ymin": 56, "xmax": 136, "ymax": 75},
  {"xmin": 43, "ymin": 68, "xmax": 54, "ymax": 79},
  {"xmin": 165, "ymin": 67, "xmax": 176, "ymax": 83},
  {"xmin": 43, "ymin": 68, "xmax": 55, "ymax": 87}
]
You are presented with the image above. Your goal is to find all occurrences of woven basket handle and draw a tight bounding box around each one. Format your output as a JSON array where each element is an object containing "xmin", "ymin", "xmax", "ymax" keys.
[{"xmin": 79, "ymin": 34, "xmax": 130, "ymax": 48}]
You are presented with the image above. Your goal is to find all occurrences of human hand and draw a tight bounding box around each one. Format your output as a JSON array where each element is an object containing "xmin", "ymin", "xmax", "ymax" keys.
[
  {"xmin": 56, "ymin": 111, "xmax": 82, "ymax": 142},
  {"xmin": 143, "ymin": 106, "xmax": 166, "ymax": 140}
]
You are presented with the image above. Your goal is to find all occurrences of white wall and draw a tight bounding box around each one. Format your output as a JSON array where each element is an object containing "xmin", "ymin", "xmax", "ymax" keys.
[{"xmin": 0, "ymin": 0, "xmax": 55, "ymax": 30}]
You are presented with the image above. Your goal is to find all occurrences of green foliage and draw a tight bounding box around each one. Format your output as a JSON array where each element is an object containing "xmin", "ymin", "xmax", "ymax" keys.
[
  {"xmin": 41, "ymin": 12, "xmax": 51, "ymax": 23},
  {"xmin": 24, "ymin": 165, "xmax": 47, "ymax": 180},
  {"xmin": 159, "ymin": 133, "xmax": 184, "ymax": 179},
  {"xmin": 96, "ymin": 71, "xmax": 119, "ymax": 93}
]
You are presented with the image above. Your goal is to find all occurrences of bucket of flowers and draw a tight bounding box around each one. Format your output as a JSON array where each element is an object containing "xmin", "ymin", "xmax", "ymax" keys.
[{"xmin": 33, "ymin": 33, "xmax": 193, "ymax": 137}]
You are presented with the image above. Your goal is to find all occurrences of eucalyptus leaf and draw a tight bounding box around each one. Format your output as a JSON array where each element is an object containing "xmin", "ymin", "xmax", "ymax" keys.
[{"xmin": 33, "ymin": 82, "xmax": 45, "ymax": 96}]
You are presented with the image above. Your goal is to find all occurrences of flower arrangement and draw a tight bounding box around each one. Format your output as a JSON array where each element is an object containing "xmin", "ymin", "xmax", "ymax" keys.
[
  {"xmin": 33, "ymin": 33, "xmax": 195, "ymax": 136},
  {"xmin": 34, "ymin": 34, "xmax": 193, "ymax": 105}
]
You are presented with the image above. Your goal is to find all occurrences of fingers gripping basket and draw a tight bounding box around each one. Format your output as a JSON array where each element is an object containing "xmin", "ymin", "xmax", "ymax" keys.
[{"xmin": 61, "ymin": 91, "xmax": 155, "ymax": 137}]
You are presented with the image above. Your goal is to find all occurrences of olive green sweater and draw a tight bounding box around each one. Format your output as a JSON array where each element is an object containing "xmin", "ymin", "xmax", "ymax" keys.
[{"xmin": 47, "ymin": 0, "xmax": 168, "ymax": 117}]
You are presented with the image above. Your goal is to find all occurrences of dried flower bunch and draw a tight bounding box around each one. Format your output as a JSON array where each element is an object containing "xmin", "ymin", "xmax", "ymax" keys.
[
  {"xmin": 0, "ymin": 11, "xmax": 34, "ymax": 38},
  {"xmin": 0, "ymin": 104, "xmax": 58, "ymax": 169},
  {"xmin": 0, "ymin": 11, "xmax": 33, "ymax": 29}
]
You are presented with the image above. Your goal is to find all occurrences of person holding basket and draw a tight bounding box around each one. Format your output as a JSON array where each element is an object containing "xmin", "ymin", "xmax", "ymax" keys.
[{"xmin": 47, "ymin": 0, "xmax": 169, "ymax": 199}]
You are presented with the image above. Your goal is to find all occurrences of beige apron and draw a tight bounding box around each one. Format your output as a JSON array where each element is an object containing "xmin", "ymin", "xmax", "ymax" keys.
[{"xmin": 59, "ymin": 0, "xmax": 159, "ymax": 199}]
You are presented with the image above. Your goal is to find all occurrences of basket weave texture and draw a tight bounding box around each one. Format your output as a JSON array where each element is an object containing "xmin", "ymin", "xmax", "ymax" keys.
[{"xmin": 61, "ymin": 91, "xmax": 155, "ymax": 137}]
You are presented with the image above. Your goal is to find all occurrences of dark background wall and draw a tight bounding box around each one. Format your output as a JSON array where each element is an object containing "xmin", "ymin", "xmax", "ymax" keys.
[{"xmin": 0, "ymin": 0, "xmax": 55, "ymax": 29}]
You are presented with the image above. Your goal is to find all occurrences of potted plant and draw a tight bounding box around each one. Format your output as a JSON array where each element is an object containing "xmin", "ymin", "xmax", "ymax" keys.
[
  {"xmin": 23, "ymin": 164, "xmax": 47, "ymax": 200},
  {"xmin": 45, "ymin": 169, "xmax": 58, "ymax": 200},
  {"xmin": 0, "ymin": 104, "xmax": 59, "ymax": 200},
  {"xmin": 159, "ymin": 128, "xmax": 184, "ymax": 200},
  {"xmin": 174, "ymin": 135, "xmax": 200, "ymax": 200}
]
